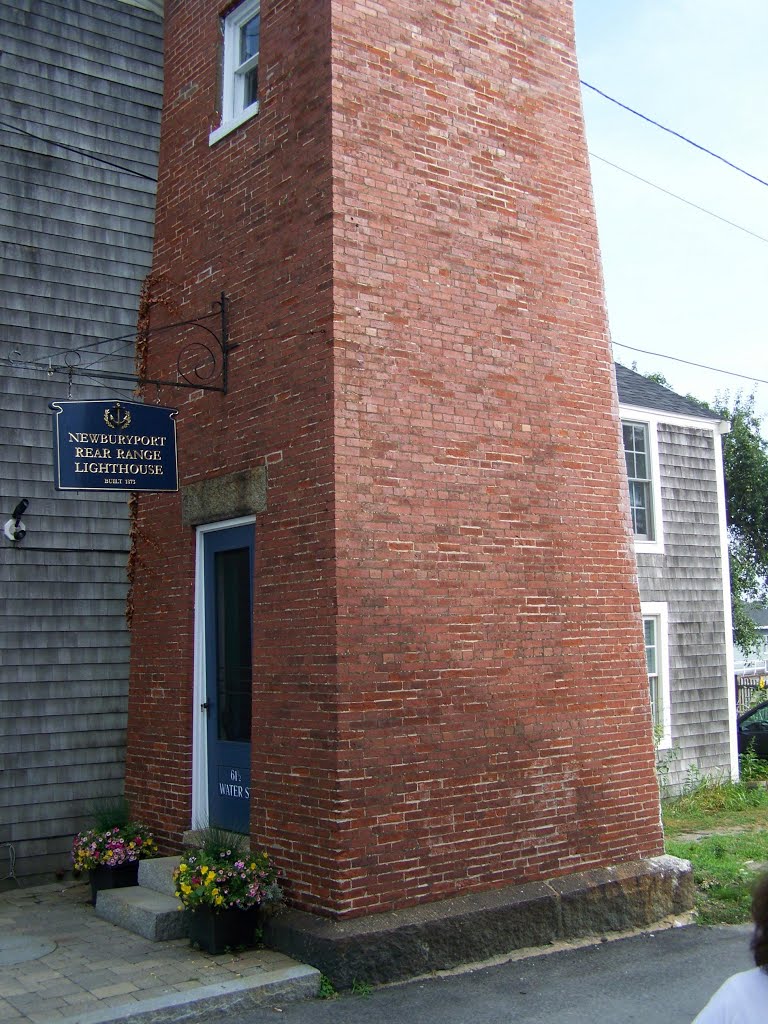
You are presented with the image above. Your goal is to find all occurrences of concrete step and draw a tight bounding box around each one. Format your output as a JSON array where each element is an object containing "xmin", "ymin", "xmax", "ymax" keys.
[
  {"xmin": 138, "ymin": 854, "xmax": 182, "ymax": 897},
  {"xmin": 95, "ymin": 884, "xmax": 189, "ymax": 941}
]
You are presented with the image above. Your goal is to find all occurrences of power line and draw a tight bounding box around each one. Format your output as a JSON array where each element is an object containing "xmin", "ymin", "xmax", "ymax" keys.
[
  {"xmin": 0, "ymin": 120, "xmax": 157, "ymax": 183},
  {"xmin": 581, "ymin": 81, "xmax": 768, "ymax": 189},
  {"xmin": 589, "ymin": 152, "xmax": 768, "ymax": 246},
  {"xmin": 613, "ymin": 341, "xmax": 768, "ymax": 388}
]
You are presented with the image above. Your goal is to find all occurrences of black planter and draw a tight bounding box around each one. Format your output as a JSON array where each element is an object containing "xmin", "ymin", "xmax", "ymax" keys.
[
  {"xmin": 186, "ymin": 906, "xmax": 260, "ymax": 954},
  {"xmin": 89, "ymin": 861, "xmax": 140, "ymax": 905}
]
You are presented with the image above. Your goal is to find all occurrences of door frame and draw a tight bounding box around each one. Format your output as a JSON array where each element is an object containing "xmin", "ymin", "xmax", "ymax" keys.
[{"xmin": 191, "ymin": 515, "xmax": 256, "ymax": 828}]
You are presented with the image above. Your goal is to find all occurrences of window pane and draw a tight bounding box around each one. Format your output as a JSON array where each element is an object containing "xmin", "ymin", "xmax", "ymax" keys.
[
  {"xmin": 643, "ymin": 617, "xmax": 661, "ymax": 729},
  {"xmin": 649, "ymin": 674, "xmax": 660, "ymax": 727},
  {"xmin": 629, "ymin": 481, "xmax": 648, "ymax": 536},
  {"xmin": 242, "ymin": 66, "xmax": 258, "ymax": 108},
  {"xmin": 215, "ymin": 547, "xmax": 252, "ymax": 742},
  {"xmin": 240, "ymin": 15, "xmax": 260, "ymax": 63},
  {"xmin": 623, "ymin": 421, "xmax": 654, "ymax": 540}
]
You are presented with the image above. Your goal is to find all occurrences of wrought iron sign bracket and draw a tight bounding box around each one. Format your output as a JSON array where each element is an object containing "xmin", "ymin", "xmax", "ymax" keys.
[{"xmin": 6, "ymin": 293, "xmax": 236, "ymax": 395}]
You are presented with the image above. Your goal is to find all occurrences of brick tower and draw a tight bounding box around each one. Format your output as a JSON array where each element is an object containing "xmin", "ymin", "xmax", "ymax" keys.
[{"xmin": 126, "ymin": 0, "xmax": 669, "ymax": 934}]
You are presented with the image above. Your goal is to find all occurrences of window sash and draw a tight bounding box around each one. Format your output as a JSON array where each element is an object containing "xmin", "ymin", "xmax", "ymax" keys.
[
  {"xmin": 623, "ymin": 421, "xmax": 654, "ymax": 541},
  {"xmin": 643, "ymin": 616, "xmax": 662, "ymax": 731},
  {"xmin": 222, "ymin": 1, "xmax": 260, "ymax": 125}
]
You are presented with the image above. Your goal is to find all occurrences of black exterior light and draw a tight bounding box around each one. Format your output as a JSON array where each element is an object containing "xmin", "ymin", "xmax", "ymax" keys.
[{"xmin": 4, "ymin": 498, "xmax": 29, "ymax": 541}]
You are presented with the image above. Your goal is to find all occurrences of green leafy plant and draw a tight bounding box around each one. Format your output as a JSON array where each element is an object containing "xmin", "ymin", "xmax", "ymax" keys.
[
  {"xmin": 351, "ymin": 979, "xmax": 373, "ymax": 997},
  {"xmin": 318, "ymin": 975, "xmax": 337, "ymax": 1000},
  {"xmin": 662, "ymin": 773, "xmax": 768, "ymax": 923},
  {"xmin": 89, "ymin": 797, "xmax": 132, "ymax": 833},
  {"xmin": 663, "ymin": 775, "xmax": 768, "ymax": 834},
  {"xmin": 193, "ymin": 825, "xmax": 247, "ymax": 861},
  {"xmin": 666, "ymin": 831, "xmax": 768, "ymax": 924},
  {"xmin": 740, "ymin": 742, "xmax": 768, "ymax": 782}
]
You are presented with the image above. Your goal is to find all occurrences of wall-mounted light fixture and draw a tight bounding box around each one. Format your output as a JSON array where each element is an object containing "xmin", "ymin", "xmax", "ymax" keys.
[{"xmin": 4, "ymin": 499, "xmax": 29, "ymax": 542}]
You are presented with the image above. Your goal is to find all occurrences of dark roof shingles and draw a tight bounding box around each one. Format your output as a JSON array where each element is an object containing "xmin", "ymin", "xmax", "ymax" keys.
[{"xmin": 614, "ymin": 363, "xmax": 723, "ymax": 422}]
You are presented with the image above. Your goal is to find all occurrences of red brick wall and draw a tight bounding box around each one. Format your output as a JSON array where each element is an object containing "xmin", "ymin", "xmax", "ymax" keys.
[
  {"xmin": 126, "ymin": 0, "xmax": 339, "ymax": 877},
  {"xmin": 126, "ymin": 0, "xmax": 664, "ymax": 918}
]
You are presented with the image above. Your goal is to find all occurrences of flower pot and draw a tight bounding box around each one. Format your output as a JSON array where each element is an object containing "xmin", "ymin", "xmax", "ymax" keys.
[
  {"xmin": 89, "ymin": 861, "xmax": 139, "ymax": 905},
  {"xmin": 186, "ymin": 906, "xmax": 260, "ymax": 954}
]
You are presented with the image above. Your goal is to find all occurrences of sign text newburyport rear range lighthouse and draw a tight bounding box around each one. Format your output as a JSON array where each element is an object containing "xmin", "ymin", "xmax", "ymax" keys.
[
  {"xmin": 122, "ymin": 0, "xmax": 691, "ymax": 980},
  {"xmin": 51, "ymin": 400, "xmax": 178, "ymax": 492}
]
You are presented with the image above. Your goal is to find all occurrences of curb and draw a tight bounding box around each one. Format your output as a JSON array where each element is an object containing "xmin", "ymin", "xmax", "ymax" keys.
[{"xmin": 57, "ymin": 964, "xmax": 321, "ymax": 1024}]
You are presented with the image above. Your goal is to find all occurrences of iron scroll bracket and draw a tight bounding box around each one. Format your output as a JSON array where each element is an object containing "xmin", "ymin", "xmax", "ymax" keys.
[{"xmin": 6, "ymin": 293, "xmax": 236, "ymax": 395}]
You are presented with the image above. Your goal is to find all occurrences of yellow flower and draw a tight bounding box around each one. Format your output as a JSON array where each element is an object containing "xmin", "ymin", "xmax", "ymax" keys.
[
  {"xmin": 181, "ymin": 883, "xmax": 192, "ymax": 894},
  {"xmin": 200, "ymin": 865, "xmax": 208, "ymax": 873},
  {"xmin": 215, "ymin": 895, "xmax": 223, "ymax": 905},
  {"xmin": 179, "ymin": 863, "xmax": 188, "ymax": 872},
  {"xmin": 207, "ymin": 871, "xmax": 216, "ymax": 882}
]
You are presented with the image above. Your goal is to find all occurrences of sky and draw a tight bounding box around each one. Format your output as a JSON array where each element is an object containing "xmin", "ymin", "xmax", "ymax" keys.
[{"xmin": 573, "ymin": 0, "xmax": 768, "ymax": 421}]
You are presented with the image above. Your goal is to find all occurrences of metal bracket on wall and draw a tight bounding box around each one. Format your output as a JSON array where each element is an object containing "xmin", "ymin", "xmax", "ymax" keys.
[{"xmin": 5, "ymin": 293, "xmax": 236, "ymax": 395}]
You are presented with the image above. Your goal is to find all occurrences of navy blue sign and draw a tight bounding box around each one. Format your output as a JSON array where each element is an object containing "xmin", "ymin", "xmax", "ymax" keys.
[{"xmin": 51, "ymin": 400, "xmax": 178, "ymax": 492}]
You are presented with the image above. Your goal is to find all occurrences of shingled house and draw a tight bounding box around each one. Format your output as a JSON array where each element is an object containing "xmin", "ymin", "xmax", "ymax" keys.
[
  {"xmin": 0, "ymin": 0, "xmax": 163, "ymax": 884},
  {"xmin": 615, "ymin": 363, "xmax": 737, "ymax": 791}
]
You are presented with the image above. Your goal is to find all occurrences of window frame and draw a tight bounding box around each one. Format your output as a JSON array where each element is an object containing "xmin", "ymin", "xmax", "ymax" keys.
[
  {"xmin": 209, "ymin": 0, "xmax": 261, "ymax": 146},
  {"xmin": 620, "ymin": 415, "xmax": 664, "ymax": 554},
  {"xmin": 641, "ymin": 602, "xmax": 671, "ymax": 749}
]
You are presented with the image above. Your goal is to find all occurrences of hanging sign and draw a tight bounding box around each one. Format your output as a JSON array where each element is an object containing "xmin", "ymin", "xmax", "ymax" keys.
[{"xmin": 50, "ymin": 400, "xmax": 178, "ymax": 492}]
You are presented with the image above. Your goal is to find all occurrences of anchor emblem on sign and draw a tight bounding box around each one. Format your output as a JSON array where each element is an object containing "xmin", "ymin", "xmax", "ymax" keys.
[{"xmin": 104, "ymin": 402, "xmax": 132, "ymax": 431}]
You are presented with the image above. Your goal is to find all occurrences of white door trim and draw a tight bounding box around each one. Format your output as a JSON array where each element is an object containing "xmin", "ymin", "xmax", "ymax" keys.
[{"xmin": 191, "ymin": 515, "xmax": 257, "ymax": 828}]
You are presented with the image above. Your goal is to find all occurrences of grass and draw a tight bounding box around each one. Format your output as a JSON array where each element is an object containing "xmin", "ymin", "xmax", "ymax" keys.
[{"xmin": 662, "ymin": 775, "xmax": 768, "ymax": 924}]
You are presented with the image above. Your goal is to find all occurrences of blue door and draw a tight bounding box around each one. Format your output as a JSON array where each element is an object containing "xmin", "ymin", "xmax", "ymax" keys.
[{"xmin": 204, "ymin": 524, "xmax": 254, "ymax": 834}]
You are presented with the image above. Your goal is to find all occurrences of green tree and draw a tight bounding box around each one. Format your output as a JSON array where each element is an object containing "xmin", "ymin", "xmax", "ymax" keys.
[{"xmin": 711, "ymin": 393, "xmax": 768, "ymax": 654}]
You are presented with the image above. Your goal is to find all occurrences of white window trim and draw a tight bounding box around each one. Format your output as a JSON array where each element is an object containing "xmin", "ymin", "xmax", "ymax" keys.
[
  {"xmin": 642, "ymin": 602, "xmax": 671, "ymax": 750},
  {"xmin": 714, "ymin": 426, "xmax": 739, "ymax": 780},
  {"xmin": 209, "ymin": 0, "xmax": 260, "ymax": 147},
  {"xmin": 191, "ymin": 515, "xmax": 257, "ymax": 828},
  {"xmin": 619, "ymin": 409, "xmax": 664, "ymax": 554}
]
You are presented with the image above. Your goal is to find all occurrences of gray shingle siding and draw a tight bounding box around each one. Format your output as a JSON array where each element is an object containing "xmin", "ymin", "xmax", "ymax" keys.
[
  {"xmin": 0, "ymin": 0, "xmax": 162, "ymax": 883},
  {"xmin": 636, "ymin": 422, "xmax": 731, "ymax": 790}
]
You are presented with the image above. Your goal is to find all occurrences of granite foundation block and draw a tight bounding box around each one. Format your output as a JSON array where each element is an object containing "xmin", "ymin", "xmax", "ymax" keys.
[{"xmin": 263, "ymin": 856, "xmax": 693, "ymax": 989}]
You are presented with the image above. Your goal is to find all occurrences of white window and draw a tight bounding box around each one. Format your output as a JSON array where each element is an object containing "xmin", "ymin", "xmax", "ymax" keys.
[
  {"xmin": 209, "ymin": 0, "xmax": 260, "ymax": 146},
  {"xmin": 621, "ymin": 418, "xmax": 664, "ymax": 553},
  {"xmin": 641, "ymin": 602, "xmax": 671, "ymax": 748},
  {"xmin": 623, "ymin": 421, "xmax": 653, "ymax": 539}
]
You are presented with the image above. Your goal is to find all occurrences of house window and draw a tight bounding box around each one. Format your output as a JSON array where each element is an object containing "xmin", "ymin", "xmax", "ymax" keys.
[
  {"xmin": 644, "ymin": 616, "xmax": 662, "ymax": 732},
  {"xmin": 622, "ymin": 421, "xmax": 654, "ymax": 541},
  {"xmin": 641, "ymin": 602, "xmax": 671, "ymax": 748},
  {"xmin": 209, "ymin": 0, "xmax": 260, "ymax": 145}
]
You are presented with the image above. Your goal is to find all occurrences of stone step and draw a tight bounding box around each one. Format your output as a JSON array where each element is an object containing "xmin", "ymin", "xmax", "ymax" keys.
[
  {"xmin": 138, "ymin": 854, "xmax": 182, "ymax": 897},
  {"xmin": 95, "ymin": 885, "xmax": 189, "ymax": 941}
]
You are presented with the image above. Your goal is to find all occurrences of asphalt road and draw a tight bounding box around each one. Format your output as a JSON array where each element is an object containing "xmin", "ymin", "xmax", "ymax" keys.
[{"xmin": 215, "ymin": 924, "xmax": 755, "ymax": 1024}]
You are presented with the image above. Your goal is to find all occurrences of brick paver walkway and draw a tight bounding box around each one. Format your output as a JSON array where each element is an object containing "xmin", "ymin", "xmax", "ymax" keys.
[{"xmin": 0, "ymin": 881, "xmax": 313, "ymax": 1024}]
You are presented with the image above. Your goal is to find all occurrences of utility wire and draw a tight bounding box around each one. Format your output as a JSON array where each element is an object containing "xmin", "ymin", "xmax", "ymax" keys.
[
  {"xmin": 613, "ymin": 341, "xmax": 768, "ymax": 388},
  {"xmin": 589, "ymin": 152, "xmax": 768, "ymax": 246},
  {"xmin": 0, "ymin": 120, "xmax": 157, "ymax": 183},
  {"xmin": 581, "ymin": 81, "xmax": 768, "ymax": 189}
]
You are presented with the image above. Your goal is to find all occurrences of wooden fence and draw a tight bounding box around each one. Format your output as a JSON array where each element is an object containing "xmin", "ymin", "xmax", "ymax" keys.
[{"xmin": 736, "ymin": 671, "xmax": 768, "ymax": 714}]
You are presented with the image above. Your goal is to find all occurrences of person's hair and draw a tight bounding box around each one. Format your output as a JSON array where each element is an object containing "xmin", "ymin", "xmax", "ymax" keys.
[{"xmin": 751, "ymin": 873, "xmax": 768, "ymax": 970}]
